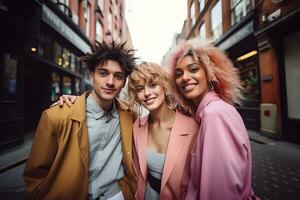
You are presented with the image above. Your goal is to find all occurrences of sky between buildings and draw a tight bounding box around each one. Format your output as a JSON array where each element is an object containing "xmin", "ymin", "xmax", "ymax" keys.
[{"xmin": 125, "ymin": 0, "xmax": 187, "ymax": 64}]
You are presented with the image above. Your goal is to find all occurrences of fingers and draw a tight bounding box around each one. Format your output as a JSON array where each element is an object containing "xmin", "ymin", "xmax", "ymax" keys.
[
  {"xmin": 53, "ymin": 95, "xmax": 78, "ymax": 108},
  {"xmin": 69, "ymin": 95, "xmax": 78, "ymax": 104},
  {"xmin": 58, "ymin": 96, "xmax": 65, "ymax": 107},
  {"xmin": 62, "ymin": 95, "xmax": 72, "ymax": 107}
]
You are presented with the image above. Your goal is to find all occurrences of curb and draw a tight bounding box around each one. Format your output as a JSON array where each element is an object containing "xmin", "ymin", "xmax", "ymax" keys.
[{"xmin": 0, "ymin": 159, "xmax": 27, "ymax": 175}]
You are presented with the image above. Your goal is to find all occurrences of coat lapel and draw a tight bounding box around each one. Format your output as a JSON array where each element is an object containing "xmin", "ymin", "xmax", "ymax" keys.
[
  {"xmin": 70, "ymin": 92, "xmax": 90, "ymax": 171},
  {"xmin": 136, "ymin": 116, "xmax": 149, "ymax": 181},
  {"xmin": 117, "ymin": 99, "xmax": 135, "ymax": 175},
  {"xmin": 161, "ymin": 111, "xmax": 190, "ymax": 190}
]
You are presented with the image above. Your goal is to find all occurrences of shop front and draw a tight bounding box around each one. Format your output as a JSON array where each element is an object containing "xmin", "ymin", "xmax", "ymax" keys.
[
  {"xmin": 281, "ymin": 29, "xmax": 300, "ymax": 142},
  {"xmin": 0, "ymin": 0, "xmax": 91, "ymax": 149},
  {"xmin": 22, "ymin": 2, "xmax": 91, "ymax": 133},
  {"xmin": 253, "ymin": 6, "xmax": 300, "ymax": 143},
  {"xmin": 217, "ymin": 17, "xmax": 261, "ymax": 131},
  {"xmin": 0, "ymin": 0, "xmax": 41, "ymax": 149}
]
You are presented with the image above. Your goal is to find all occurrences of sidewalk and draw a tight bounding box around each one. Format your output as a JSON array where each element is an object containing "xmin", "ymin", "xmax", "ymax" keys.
[
  {"xmin": 0, "ymin": 134, "xmax": 33, "ymax": 200},
  {"xmin": 249, "ymin": 130, "xmax": 300, "ymax": 200},
  {"xmin": 0, "ymin": 134, "xmax": 33, "ymax": 173}
]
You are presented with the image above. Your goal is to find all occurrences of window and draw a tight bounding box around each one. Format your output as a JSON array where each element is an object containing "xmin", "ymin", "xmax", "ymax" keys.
[
  {"xmin": 39, "ymin": 34, "xmax": 52, "ymax": 60},
  {"xmin": 108, "ymin": 12, "xmax": 113, "ymax": 32},
  {"xmin": 63, "ymin": 76, "xmax": 72, "ymax": 94},
  {"xmin": 199, "ymin": 0, "xmax": 204, "ymax": 13},
  {"xmin": 1, "ymin": 54, "xmax": 18, "ymax": 100},
  {"xmin": 41, "ymin": 33, "xmax": 82, "ymax": 74},
  {"xmin": 51, "ymin": 72, "xmax": 61, "ymax": 101},
  {"xmin": 97, "ymin": 0, "xmax": 104, "ymax": 11},
  {"xmin": 199, "ymin": 23, "xmax": 206, "ymax": 39},
  {"xmin": 284, "ymin": 30, "xmax": 300, "ymax": 119},
  {"xmin": 62, "ymin": 48, "xmax": 71, "ymax": 69},
  {"xmin": 211, "ymin": 0, "xmax": 222, "ymax": 40},
  {"xmin": 53, "ymin": 41, "xmax": 63, "ymax": 66},
  {"xmin": 57, "ymin": 0, "xmax": 72, "ymax": 18},
  {"xmin": 70, "ymin": 53, "xmax": 76, "ymax": 72},
  {"xmin": 114, "ymin": 1, "xmax": 118, "ymax": 16},
  {"xmin": 231, "ymin": 0, "xmax": 251, "ymax": 25},
  {"xmin": 113, "ymin": 29, "xmax": 118, "ymax": 42},
  {"xmin": 190, "ymin": 2, "xmax": 195, "ymax": 26},
  {"xmin": 76, "ymin": 57, "xmax": 82, "ymax": 74},
  {"xmin": 72, "ymin": 13, "xmax": 79, "ymax": 25},
  {"xmin": 58, "ymin": 0, "xmax": 69, "ymax": 7},
  {"xmin": 120, "ymin": 4, "xmax": 123, "ymax": 19},
  {"xmin": 237, "ymin": 57, "xmax": 259, "ymax": 104},
  {"xmin": 75, "ymin": 78, "xmax": 81, "ymax": 95},
  {"xmin": 96, "ymin": 20, "xmax": 103, "ymax": 42},
  {"xmin": 85, "ymin": 4, "xmax": 91, "ymax": 37}
]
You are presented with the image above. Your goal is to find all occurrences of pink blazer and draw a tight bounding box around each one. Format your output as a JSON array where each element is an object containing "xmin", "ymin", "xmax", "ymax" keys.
[
  {"xmin": 132, "ymin": 110, "xmax": 199, "ymax": 200},
  {"xmin": 186, "ymin": 91, "xmax": 259, "ymax": 200}
]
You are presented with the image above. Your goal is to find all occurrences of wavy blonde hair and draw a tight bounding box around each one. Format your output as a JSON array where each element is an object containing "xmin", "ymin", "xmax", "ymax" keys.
[
  {"xmin": 166, "ymin": 40, "xmax": 243, "ymax": 110},
  {"xmin": 128, "ymin": 62, "xmax": 177, "ymax": 115}
]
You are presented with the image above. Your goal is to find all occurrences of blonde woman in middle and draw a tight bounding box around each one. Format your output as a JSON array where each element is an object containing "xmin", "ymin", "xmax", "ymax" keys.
[{"xmin": 128, "ymin": 62, "xmax": 199, "ymax": 200}]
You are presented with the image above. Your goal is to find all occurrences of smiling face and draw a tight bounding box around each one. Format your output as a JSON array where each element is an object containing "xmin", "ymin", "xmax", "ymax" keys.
[
  {"xmin": 174, "ymin": 55, "xmax": 210, "ymax": 105},
  {"xmin": 134, "ymin": 78, "xmax": 167, "ymax": 112},
  {"xmin": 90, "ymin": 59, "xmax": 126, "ymax": 106}
]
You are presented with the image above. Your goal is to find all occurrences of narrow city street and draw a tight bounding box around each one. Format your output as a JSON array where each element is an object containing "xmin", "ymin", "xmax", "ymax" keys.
[
  {"xmin": 0, "ymin": 130, "xmax": 300, "ymax": 199},
  {"xmin": 1, "ymin": 0, "xmax": 300, "ymax": 199},
  {"xmin": 250, "ymin": 131, "xmax": 300, "ymax": 200}
]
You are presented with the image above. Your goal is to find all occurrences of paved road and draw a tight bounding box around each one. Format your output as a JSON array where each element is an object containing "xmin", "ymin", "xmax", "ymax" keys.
[{"xmin": 251, "ymin": 136, "xmax": 300, "ymax": 199}]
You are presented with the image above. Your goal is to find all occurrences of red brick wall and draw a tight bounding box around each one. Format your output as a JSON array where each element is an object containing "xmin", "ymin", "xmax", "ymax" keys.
[
  {"xmin": 69, "ymin": 0, "xmax": 79, "ymax": 16},
  {"xmin": 259, "ymin": 50, "xmax": 279, "ymax": 103},
  {"xmin": 258, "ymin": 0, "xmax": 300, "ymax": 28},
  {"xmin": 259, "ymin": 42, "xmax": 282, "ymax": 132},
  {"xmin": 78, "ymin": 0, "xmax": 85, "ymax": 32},
  {"xmin": 222, "ymin": 0, "xmax": 231, "ymax": 33},
  {"xmin": 257, "ymin": 0, "xmax": 300, "ymax": 133},
  {"xmin": 89, "ymin": 0, "xmax": 96, "ymax": 42}
]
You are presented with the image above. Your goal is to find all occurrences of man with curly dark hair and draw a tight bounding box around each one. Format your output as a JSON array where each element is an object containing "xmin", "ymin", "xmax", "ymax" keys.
[{"xmin": 24, "ymin": 41, "xmax": 137, "ymax": 200}]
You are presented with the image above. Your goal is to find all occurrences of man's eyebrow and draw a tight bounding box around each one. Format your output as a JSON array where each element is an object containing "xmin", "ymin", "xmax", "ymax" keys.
[{"xmin": 98, "ymin": 68, "xmax": 108, "ymax": 71}]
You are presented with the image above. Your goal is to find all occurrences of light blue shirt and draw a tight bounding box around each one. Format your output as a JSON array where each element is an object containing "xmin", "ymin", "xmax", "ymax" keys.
[{"xmin": 86, "ymin": 94, "xmax": 124, "ymax": 199}]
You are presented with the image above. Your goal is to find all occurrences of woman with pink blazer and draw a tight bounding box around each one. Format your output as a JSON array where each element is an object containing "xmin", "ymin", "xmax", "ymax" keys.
[
  {"xmin": 167, "ymin": 40, "xmax": 259, "ymax": 200},
  {"xmin": 128, "ymin": 62, "xmax": 199, "ymax": 200}
]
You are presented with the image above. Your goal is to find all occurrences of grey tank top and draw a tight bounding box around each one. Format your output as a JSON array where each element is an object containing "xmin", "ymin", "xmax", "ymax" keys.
[{"xmin": 144, "ymin": 148, "xmax": 165, "ymax": 200}]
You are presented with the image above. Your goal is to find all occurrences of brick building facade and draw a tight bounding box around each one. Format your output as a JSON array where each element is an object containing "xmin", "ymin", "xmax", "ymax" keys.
[
  {"xmin": 179, "ymin": 0, "xmax": 300, "ymax": 143},
  {"xmin": 0, "ymin": 0, "xmax": 133, "ymax": 149}
]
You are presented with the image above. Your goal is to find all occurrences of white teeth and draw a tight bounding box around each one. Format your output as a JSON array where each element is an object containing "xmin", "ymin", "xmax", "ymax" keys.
[{"xmin": 183, "ymin": 84, "xmax": 195, "ymax": 91}]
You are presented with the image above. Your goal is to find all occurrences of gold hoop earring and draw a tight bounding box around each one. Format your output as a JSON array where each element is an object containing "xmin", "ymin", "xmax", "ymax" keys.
[
  {"xmin": 165, "ymin": 92, "xmax": 175, "ymax": 110},
  {"xmin": 208, "ymin": 81, "xmax": 214, "ymax": 90}
]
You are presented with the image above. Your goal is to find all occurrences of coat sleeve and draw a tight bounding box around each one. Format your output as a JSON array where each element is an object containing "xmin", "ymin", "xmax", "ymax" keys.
[
  {"xmin": 196, "ymin": 113, "xmax": 249, "ymax": 200},
  {"xmin": 132, "ymin": 120, "xmax": 141, "ymax": 199},
  {"xmin": 23, "ymin": 111, "xmax": 58, "ymax": 199}
]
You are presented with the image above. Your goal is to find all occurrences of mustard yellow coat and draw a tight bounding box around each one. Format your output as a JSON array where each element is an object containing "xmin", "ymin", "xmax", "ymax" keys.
[{"xmin": 24, "ymin": 92, "xmax": 136, "ymax": 200}]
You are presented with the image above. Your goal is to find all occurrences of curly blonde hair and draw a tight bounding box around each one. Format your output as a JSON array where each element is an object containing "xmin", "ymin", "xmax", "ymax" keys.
[
  {"xmin": 128, "ymin": 62, "xmax": 177, "ymax": 115},
  {"xmin": 166, "ymin": 40, "xmax": 243, "ymax": 109}
]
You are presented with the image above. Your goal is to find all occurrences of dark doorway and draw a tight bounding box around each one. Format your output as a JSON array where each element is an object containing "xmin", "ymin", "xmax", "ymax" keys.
[{"xmin": 24, "ymin": 58, "xmax": 51, "ymax": 133}]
